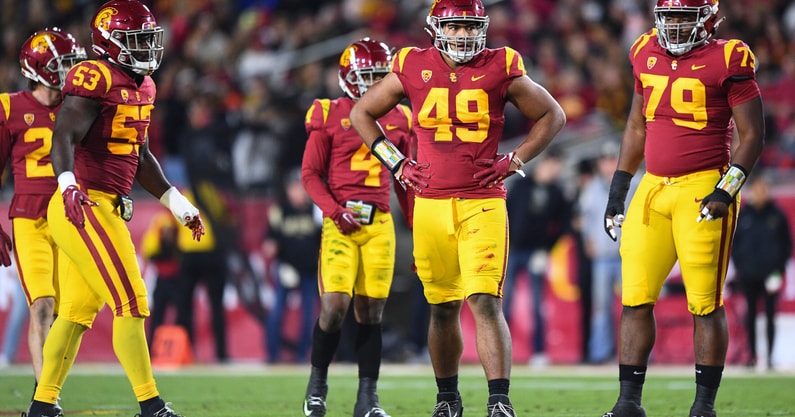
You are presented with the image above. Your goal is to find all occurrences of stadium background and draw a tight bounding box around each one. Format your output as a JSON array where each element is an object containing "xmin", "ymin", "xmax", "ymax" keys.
[{"xmin": 0, "ymin": 0, "xmax": 794, "ymax": 367}]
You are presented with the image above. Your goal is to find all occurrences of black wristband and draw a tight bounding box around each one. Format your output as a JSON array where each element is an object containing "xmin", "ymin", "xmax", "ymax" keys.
[{"xmin": 609, "ymin": 170, "xmax": 633, "ymax": 201}]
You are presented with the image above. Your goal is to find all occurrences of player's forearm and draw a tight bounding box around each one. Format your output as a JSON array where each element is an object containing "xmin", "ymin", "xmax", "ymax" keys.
[
  {"xmin": 350, "ymin": 109, "xmax": 383, "ymax": 147},
  {"xmin": 50, "ymin": 135, "xmax": 75, "ymax": 178},
  {"xmin": 514, "ymin": 110, "xmax": 566, "ymax": 163},
  {"xmin": 301, "ymin": 172, "xmax": 339, "ymax": 217},
  {"xmin": 136, "ymin": 149, "xmax": 171, "ymax": 198},
  {"xmin": 731, "ymin": 96, "xmax": 765, "ymax": 172}
]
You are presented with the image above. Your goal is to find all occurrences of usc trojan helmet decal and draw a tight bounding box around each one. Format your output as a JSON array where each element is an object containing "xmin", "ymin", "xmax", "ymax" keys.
[
  {"xmin": 20, "ymin": 28, "xmax": 86, "ymax": 89},
  {"xmin": 94, "ymin": 6, "xmax": 118, "ymax": 32}
]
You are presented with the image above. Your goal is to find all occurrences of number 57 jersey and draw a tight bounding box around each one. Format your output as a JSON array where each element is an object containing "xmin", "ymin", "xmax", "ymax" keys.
[
  {"xmin": 62, "ymin": 59, "xmax": 155, "ymax": 196},
  {"xmin": 629, "ymin": 30, "xmax": 760, "ymax": 177}
]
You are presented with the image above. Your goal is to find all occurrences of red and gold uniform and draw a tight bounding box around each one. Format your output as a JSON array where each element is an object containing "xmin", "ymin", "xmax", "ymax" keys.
[
  {"xmin": 620, "ymin": 30, "xmax": 760, "ymax": 314},
  {"xmin": 301, "ymin": 97, "xmax": 412, "ymax": 298},
  {"xmin": 391, "ymin": 46, "xmax": 526, "ymax": 303},
  {"xmin": 0, "ymin": 91, "xmax": 60, "ymax": 307},
  {"xmin": 47, "ymin": 59, "xmax": 155, "ymax": 325}
]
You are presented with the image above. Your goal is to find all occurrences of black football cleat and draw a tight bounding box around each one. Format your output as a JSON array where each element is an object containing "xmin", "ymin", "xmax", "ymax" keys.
[
  {"xmin": 21, "ymin": 401, "xmax": 63, "ymax": 417},
  {"xmin": 601, "ymin": 400, "xmax": 647, "ymax": 417},
  {"xmin": 134, "ymin": 402, "xmax": 184, "ymax": 417},
  {"xmin": 689, "ymin": 404, "xmax": 717, "ymax": 417},
  {"xmin": 430, "ymin": 398, "xmax": 463, "ymax": 417},
  {"xmin": 487, "ymin": 401, "xmax": 516, "ymax": 417},
  {"xmin": 303, "ymin": 395, "xmax": 327, "ymax": 417}
]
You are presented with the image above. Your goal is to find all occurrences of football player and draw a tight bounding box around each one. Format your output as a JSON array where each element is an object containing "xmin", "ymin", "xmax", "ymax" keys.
[
  {"xmin": 1, "ymin": 27, "xmax": 86, "ymax": 415},
  {"xmin": 600, "ymin": 1, "xmax": 764, "ymax": 416},
  {"xmin": 300, "ymin": 37, "xmax": 414, "ymax": 417},
  {"xmin": 350, "ymin": 0, "xmax": 566, "ymax": 416},
  {"xmin": 25, "ymin": 1, "xmax": 204, "ymax": 417}
]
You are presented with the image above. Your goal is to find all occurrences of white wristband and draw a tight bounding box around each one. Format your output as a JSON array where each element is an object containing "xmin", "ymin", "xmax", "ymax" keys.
[
  {"xmin": 159, "ymin": 186, "xmax": 199, "ymax": 225},
  {"xmin": 57, "ymin": 171, "xmax": 77, "ymax": 192}
]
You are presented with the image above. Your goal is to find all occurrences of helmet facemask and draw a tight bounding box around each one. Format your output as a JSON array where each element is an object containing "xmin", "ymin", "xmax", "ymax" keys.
[
  {"xmin": 339, "ymin": 65, "xmax": 390, "ymax": 99},
  {"xmin": 426, "ymin": 16, "xmax": 489, "ymax": 63},
  {"xmin": 100, "ymin": 27, "xmax": 164, "ymax": 75},
  {"xmin": 654, "ymin": 3, "xmax": 720, "ymax": 55},
  {"xmin": 46, "ymin": 49, "xmax": 87, "ymax": 89}
]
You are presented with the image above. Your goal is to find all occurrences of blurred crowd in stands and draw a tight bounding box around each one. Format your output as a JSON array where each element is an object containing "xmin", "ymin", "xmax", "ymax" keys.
[{"xmin": 2, "ymin": 0, "xmax": 794, "ymax": 197}]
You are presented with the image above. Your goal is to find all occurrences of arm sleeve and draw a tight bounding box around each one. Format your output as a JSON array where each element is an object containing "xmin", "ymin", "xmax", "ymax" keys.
[{"xmin": 301, "ymin": 127, "xmax": 339, "ymax": 217}]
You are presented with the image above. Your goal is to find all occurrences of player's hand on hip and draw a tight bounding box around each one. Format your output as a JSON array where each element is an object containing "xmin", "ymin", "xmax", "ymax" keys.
[
  {"xmin": 395, "ymin": 159, "xmax": 430, "ymax": 193},
  {"xmin": 473, "ymin": 152, "xmax": 519, "ymax": 188},
  {"xmin": 62, "ymin": 185, "xmax": 98, "ymax": 228},
  {"xmin": 331, "ymin": 207, "xmax": 362, "ymax": 235},
  {"xmin": 696, "ymin": 189, "xmax": 732, "ymax": 223},
  {"xmin": 0, "ymin": 224, "xmax": 12, "ymax": 267}
]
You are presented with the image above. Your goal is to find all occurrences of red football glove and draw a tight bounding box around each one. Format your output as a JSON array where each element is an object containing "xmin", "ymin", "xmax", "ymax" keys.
[
  {"xmin": 0, "ymin": 224, "xmax": 12, "ymax": 267},
  {"xmin": 395, "ymin": 160, "xmax": 430, "ymax": 194},
  {"xmin": 185, "ymin": 215, "xmax": 206, "ymax": 241},
  {"xmin": 473, "ymin": 152, "xmax": 519, "ymax": 188},
  {"xmin": 62, "ymin": 185, "xmax": 98, "ymax": 228},
  {"xmin": 331, "ymin": 207, "xmax": 361, "ymax": 235}
]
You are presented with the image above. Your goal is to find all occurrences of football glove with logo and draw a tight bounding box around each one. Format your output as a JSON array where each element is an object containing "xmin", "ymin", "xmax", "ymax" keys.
[
  {"xmin": 331, "ymin": 207, "xmax": 362, "ymax": 235},
  {"xmin": 62, "ymin": 185, "xmax": 98, "ymax": 228},
  {"xmin": 396, "ymin": 159, "xmax": 431, "ymax": 193},
  {"xmin": 473, "ymin": 152, "xmax": 522, "ymax": 187}
]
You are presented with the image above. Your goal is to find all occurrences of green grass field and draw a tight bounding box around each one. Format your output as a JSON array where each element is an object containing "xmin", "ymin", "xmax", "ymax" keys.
[{"xmin": 0, "ymin": 363, "xmax": 792, "ymax": 417}]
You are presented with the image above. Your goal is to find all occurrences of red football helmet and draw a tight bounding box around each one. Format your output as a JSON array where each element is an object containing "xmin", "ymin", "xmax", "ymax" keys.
[
  {"xmin": 338, "ymin": 38, "xmax": 392, "ymax": 99},
  {"xmin": 91, "ymin": 0, "xmax": 164, "ymax": 75},
  {"xmin": 654, "ymin": 0, "xmax": 723, "ymax": 55},
  {"xmin": 426, "ymin": 0, "xmax": 489, "ymax": 63},
  {"xmin": 19, "ymin": 28, "xmax": 86, "ymax": 89}
]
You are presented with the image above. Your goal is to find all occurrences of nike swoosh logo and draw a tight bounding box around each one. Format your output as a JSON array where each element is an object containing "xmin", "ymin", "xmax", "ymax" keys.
[
  {"xmin": 691, "ymin": 64, "xmax": 706, "ymax": 70},
  {"xmin": 694, "ymin": 197, "xmax": 704, "ymax": 203},
  {"xmin": 303, "ymin": 402, "xmax": 312, "ymax": 416},
  {"xmin": 471, "ymin": 75, "xmax": 485, "ymax": 81},
  {"xmin": 633, "ymin": 371, "xmax": 645, "ymax": 375},
  {"xmin": 385, "ymin": 124, "xmax": 399, "ymax": 130},
  {"xmin": 482, "ymin": 207, "xmax": 495, "ymax": 212}
]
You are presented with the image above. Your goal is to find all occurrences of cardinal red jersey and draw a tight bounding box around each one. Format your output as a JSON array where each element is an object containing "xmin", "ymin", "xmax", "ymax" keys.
[
  {"xmin": 62, "ymin": 59, "xmax": 155, "ymax": 195},
  {"xmin": 391, "ymin": 46, "xmax": 526, "ymax": 199},
  {"xmin": 302, "ymin": 96, "xmax": 413, "ymax": 216},
  {"xmin": 629, "ymin": 30, "xmax": 760, "ymax": 177},
  {"xmin": 0, "ymin": 91, "xmax": 60, "ymax": 218}
]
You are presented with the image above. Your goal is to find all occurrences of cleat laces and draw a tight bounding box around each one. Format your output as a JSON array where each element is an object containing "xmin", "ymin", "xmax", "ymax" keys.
[
  {"xmin": 488, "ymin": 401, "xmax": 516, "ymax": 417},
  {"xmin": 304, "ymin": 396, "xmax": 326, "ymax": 416},
  {"xmin": 431, "ymin": 400, "xmax": 461, "ymax": 417}
]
